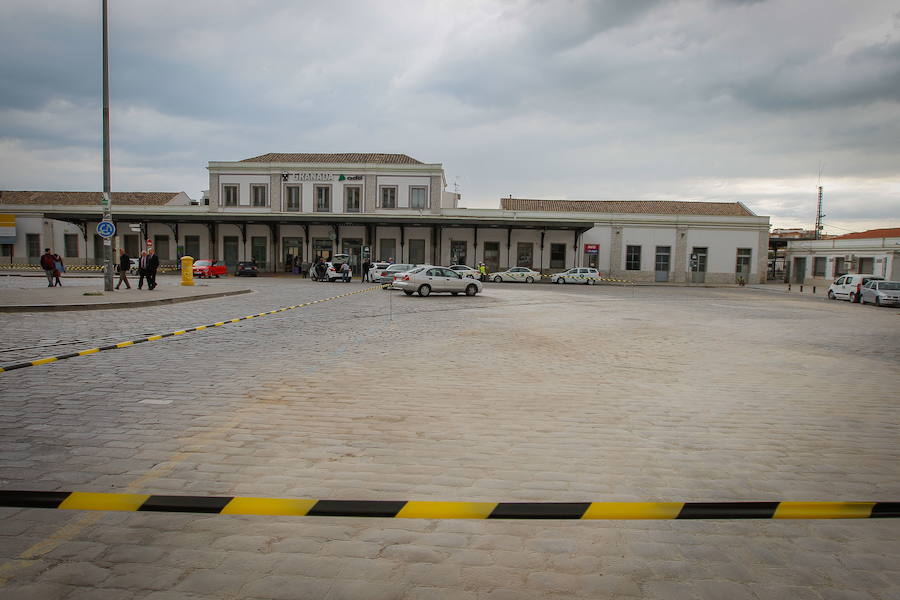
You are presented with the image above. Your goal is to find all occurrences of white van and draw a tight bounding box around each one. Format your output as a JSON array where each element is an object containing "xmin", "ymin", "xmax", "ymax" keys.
[{"xmin": 827, "ymin": 274, "xmax": 884, "ymax": 303}]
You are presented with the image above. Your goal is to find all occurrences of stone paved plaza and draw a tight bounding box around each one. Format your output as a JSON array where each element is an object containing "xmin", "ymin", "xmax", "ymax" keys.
[{"xmin": 0, "ymin": 277, "xmax": 898, "ymax": 599}]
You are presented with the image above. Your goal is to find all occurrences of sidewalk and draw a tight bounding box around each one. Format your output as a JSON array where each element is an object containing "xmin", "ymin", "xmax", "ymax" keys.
[{"xmin": 0, "ymin": 275, "xmax": 252, "ymax": 312}]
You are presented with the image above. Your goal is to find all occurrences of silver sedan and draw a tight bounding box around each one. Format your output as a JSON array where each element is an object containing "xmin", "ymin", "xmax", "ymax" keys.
[
  {"xmin": 860, "ymin": 280, "xmax": 900, "ymax": 306},
  {"xmin": 393, "ymin": 266, "xmax": 483, "ymax": 297}
]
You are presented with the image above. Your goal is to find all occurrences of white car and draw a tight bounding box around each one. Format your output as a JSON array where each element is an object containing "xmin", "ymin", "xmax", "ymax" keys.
[
  {"xmin": 488, "ymin": 267, "xmax": 541, "ymax": 283},
  {"xmin": 367, "ymin": 262, "xmax": 390, "ymax": 281},
  {"xmin": 448, "ymin": 264, "xmax": 480, "ymax": 279},
  {"xmin": 323, "ymin": 262, "xmax": 352, "ymax": 282},
  {"xmin": 550, "ymin": 267, "xmax": 600, "ymax": 285},
  {"xmin": 394, "ymin": 266, "xmax": 483, "ymax": 297},
  {"xmin": 827, "ymin": 274, "xmax": 883, "ymax": 303}
]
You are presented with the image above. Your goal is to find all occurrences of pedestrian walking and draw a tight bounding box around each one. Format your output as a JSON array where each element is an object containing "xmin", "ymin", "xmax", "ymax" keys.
[
  {"xmin": 146, "ymin": 249, "xmax": 160, "ymax": 290},
  {"xmin": 361, "ymin": 259, "xmax": 371, "ymax": 282},
  {"xmin": 292, "ymin": 256, "xmax": 300, "ymax": 275},
  {"xmin": 116, "ymin": 248, "xmax": 132, "ymax": 289},
  {"xmin": 137, "ymin": 250, "xmax": 148, "ymax": 289},
  {"xmin": 40, "ymin": 248, "xmax": 55, "ymax": 287},
  {"xmin": 301, "ymin": 260, "xmax": 311, "ymax": 278},
  {"xmin": 51, "ymin": 253, "xmax": 64, "ymax": 287}
]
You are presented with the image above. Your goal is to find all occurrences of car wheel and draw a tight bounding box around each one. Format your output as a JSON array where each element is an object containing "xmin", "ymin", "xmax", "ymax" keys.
[
  {"xmin": 493, "ymin": 276, "xmax": 502, "ymax": 283},
  {"xmin": 556, "ymin": 278, "xmax": 564, "ymax": 284},
  {"xmin": 215, "ymin": 275, "xmax": 220, "ymax": 278},
  {"xmin": 418, "ymin": 284, "xmax": 431, "ymax": 297},
  {"xmin": 587, "ymin": 279, "xmax": 595, "ymax": 285},
  {"xmin": 466, "ymin": 284, "xmax": 477, "ymax": 296},
  {"xmin": 827, "ymin": 290, "xmax": 835, "ymax": 300},
  {"xmin": 451, "ymin": 292, "xmax": 459, "ymax": 296},
  {"xmin": 403, "ymin": 290, "xmax": 414, "ymax": 296},
  {"xmin": 526, "ymin": 276, "xmax": 534, "ymax": 283}
]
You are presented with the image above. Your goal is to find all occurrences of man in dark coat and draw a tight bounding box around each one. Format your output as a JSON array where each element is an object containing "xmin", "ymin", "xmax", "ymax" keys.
[
  {"xmin": 146, "ymin": 249, "xmax": 160, "ymax": 290},
  {"xmin": 116, "ymin": 248, "xmax": 131, "ymax": 289}
]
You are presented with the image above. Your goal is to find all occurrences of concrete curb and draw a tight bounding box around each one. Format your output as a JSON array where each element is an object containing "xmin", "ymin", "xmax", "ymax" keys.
[{"xmin": 0, "ymin": 289, "xmax": 253, "ymax": 313}]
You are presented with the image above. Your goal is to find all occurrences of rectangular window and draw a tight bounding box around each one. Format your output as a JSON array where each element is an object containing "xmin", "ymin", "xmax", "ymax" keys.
[
  {"xmin": 736, "ymin": 248, "xmax": 753, "ymax": 276},
  {"xmin": 833, "ymin": 257, "xmax": 844, "ymax": 277},
  {"xmin": 64, "ymin": 234, "xmax": 79, "ymax": 258},
  {"xmin": 286, "ymin": 186, "xmax": 301, "ymax": 212},
  {"xmin": 26, "ymin": 233, "xmax": 40, "ymax": 258},
  {"xmin": 450, "ymin": 240, "xmax": 467, "ymax": 266},
  {"xmin": 813, "ymin": 256, "xmax": 826, "ymax": 277},
  {"xmin": 315, "ymin": 185, "xmax": 331, "ymax": 212},
  {"xmin": 223, "ymin": 185, "xmax": 238, "ymax": 207},
  {"xmin": 313, "ymin": 238, "xmax": 333, "ymax": 261},
  {"xmin": 154, "ymin": 235, "xmax": 170, "ymax": 260},
  {"xmin": 1, "ymin": 244, "xmax": 12, "ymax": 257},
  {"xmin": 185, "ymin": 235, "xmax": 200, "ymax": 259},
  {"xmin": 655, "ymin": 246, "xmax": 671, "ymax": 272},
  {"xmin": 410, "ymin": 187, "xmax": 427, "ymax": 209},
  {"xmin": 625, "ymin": 245, "xmax": 641, "ymax": 271},
  {"xmin": 380, "ymin": 186, "xmax": 397, "ymax": 209},
  {"xmin": 379, "ymin": 238, "xmax": 396, "ymax": 262},
  {"xmin": 549, "ymin": 243, "xmax": 566, "ymax": 269},
  {"xmin": 223, "ymin": 236, "xmax": 239, "ymax": 267},
  {"xmin": 483, "ymin": 241, "xmax": 500, "ymax": 273},
  {"xmin": 408, "ymin": 239, "xmax": 425, "ymax": 264},
  {"xmin": 345, "ymin": 186, "xmax": 361, "ymax": 213},
  {"xmin": 251, "ymin": 185, "xmax": 267, "ymax": 207},
  {"xmin": 516, "ymin": 242, "xmax": 533, "ymax": 268}
]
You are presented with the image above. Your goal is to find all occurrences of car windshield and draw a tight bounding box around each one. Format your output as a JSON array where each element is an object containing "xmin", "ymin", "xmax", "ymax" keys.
[
  {"xmin": 194, "ymin": 260, "xmax": 211, "ymax": 266},
  {"xmin": 879, "ymin": 282, "xmax": 900, "ymax": 290},
  {"xmin": 408, "ymin": 267, "xmax": 426, "ymax": 273},
  {"xmin": 238, "ymin": 262, "xmax": 254, "ymax": 267},
  {"xmin": 388, "ymin": 264, "xmax": 413, "ymax": 272}
]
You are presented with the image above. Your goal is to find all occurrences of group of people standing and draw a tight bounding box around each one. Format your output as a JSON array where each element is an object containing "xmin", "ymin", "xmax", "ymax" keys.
[{"xmin": 114, "ymin": 248, "xmax": 159, "ymax": 290}]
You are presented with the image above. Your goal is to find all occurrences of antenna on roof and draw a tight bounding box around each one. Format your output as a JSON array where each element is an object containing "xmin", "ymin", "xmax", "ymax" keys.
[{"xmin": 815, "ymin": 163, "xmax": 826, "ymax": 240}]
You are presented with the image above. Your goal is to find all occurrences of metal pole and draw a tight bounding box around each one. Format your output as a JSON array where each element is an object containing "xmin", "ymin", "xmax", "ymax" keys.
[{"xmin": 101, "ymin": 0, "xmax": 114, "ymax": 291}]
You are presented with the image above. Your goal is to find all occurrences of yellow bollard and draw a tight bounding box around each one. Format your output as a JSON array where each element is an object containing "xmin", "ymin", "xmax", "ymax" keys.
[{"xmin": 181, "ymin": 256, "xmax": 195, "ymax": 286}]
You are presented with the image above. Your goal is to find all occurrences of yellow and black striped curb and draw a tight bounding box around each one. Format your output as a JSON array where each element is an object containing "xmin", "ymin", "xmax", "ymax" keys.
[
  {"xmin": 0, "ymin": 264, "xmax": 177, "ymax": 273},
  {"xmin": 485, "ymin": 273, "xmax": 634, "ymax": 284},
  {"xmin": 0, "ymin": 285, "xmax": 385, "ymax": 374},
  {"xmin": 0, "ymin": 491, "xmax": 896, "ymax": 519}
]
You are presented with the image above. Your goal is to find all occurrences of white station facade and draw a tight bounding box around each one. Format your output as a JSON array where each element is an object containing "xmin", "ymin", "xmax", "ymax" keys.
[{"xmin": 1, "ymin": 152, "xmax": 771, "ymax": 283}]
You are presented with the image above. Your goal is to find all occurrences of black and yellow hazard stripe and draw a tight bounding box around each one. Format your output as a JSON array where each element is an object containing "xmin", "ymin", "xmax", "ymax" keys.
[
  {"xmin": 0, "ymin": 491, "xmax": 895, "ymax": 519},
  {"xmin": 0, "ymin": 285, "xmax": 385, "ymax": 374}
]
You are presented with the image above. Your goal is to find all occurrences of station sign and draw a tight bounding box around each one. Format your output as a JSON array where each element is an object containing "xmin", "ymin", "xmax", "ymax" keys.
[{"xmin": 584, "ymin": 244, "xmax": 599, "ymax": 255}]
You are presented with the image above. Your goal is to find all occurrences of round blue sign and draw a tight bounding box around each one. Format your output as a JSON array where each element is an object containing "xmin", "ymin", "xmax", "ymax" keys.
[{"xmin": 96, "ymin": 220, "xmax": 116, "ymax": 238}]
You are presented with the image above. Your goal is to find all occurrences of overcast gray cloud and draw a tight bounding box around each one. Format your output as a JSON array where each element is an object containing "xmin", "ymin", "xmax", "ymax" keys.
[{"xmin": 0, "ymin": 0, "xmax": 897, "ymax": 233}]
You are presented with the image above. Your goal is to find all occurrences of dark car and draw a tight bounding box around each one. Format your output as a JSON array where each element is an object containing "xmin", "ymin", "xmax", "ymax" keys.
[{"xmin": 235, "ymin": 261, "xmax": 259, "ymax": 277}]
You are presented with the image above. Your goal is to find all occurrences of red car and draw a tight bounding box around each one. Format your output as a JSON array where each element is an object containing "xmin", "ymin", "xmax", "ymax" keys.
[{"xmin": 192, "ymin": 259, "xmax": 227, "ymax": 278}]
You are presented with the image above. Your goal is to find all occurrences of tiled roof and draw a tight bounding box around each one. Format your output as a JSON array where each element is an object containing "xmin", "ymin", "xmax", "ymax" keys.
[
  {"xmin": 834, "ymin": 227, "xmax": 900, "ymax": 240},
  {"xmin": 500, "ymin": 198, "xmax": 755, "ymax": 216},
  {"xmin": 0, "ymin": 191, "xmax": 183, "ymax": 206},
  {"xmin": 240, "ymin": 153, "xmax": 423, "ymax": 164}
]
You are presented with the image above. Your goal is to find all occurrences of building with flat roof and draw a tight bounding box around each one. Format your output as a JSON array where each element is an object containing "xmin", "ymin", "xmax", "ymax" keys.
[{"xmin": 783, "ymin": 227, "xmax": 900, "ymax": 285}]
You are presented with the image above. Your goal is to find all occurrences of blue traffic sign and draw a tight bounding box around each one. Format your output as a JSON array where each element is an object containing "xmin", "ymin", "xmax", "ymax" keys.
[{"xmin": 96, "ymin": 220, "xmax": 116, "ymax": 238}]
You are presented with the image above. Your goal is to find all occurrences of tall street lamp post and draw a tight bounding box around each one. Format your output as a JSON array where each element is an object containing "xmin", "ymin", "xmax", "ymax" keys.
[{"xmin": 101, "ymin": 0, "xmax": 114, "ymax": 291}]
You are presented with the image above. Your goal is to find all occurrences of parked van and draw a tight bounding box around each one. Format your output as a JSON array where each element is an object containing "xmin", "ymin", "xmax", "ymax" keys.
[{"xmin": 827, "ymin": 274, "xmax": 884, "ymax": 303}]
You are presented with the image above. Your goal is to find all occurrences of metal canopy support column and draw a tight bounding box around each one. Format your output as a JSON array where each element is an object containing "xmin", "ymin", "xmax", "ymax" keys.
[
  {"xmin": 400, "ymin": 225, "xmax": 406, "ymax": 262},
  {"xmin": 432, "ymin": 225, "xmax": 439, "ymax": 264},
  {"xmin": 473, "ymin": 226, "xmax": 478, "ymax": 266},
  {"xmin": 302, "ymin": 224, "xmax": 310, "ymax": 263},
  {"xmin": 507, "ymin": 227, "xmax": 513, "ymax": 269},
  {"xmin": 206, "ymin": 222, "xmax": 217, "ymax": 260},
  {"xmin": 540, "ymin": 230, "xmax": 546, "ymax": 274},
  {"xmin": 163, "ymin": 223, "xmax": 179, "ymax": 256},
  {"xmin": 268, "ymin": 222, "xmax": 279, "ymax": 273}
]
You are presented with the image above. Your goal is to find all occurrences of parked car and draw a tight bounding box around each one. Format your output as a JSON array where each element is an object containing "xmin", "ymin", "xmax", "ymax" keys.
[
  {"xmin": 375, "ymin": 263, "xmax": 416, "ymax": 286},
  {"xmin": 488, "ymin": 267, "xmax": 541, "ymax": 283},
  {"xmin": 860, "ymin": 280, "xmax": 900, "ymax": 306},
  {"xmin": 827, "ymin": 274, "xmax": 884, "ymax": 303},
  {"xmin": 235, "ymin": 261, "xmax": 259, "ymax": 277},
  {"xmin": 550, "ymin": 267, "xmax": 600, "ymax": 285},
  {"xmin": 394, "ymin": 266, "xmax": 483, "ymax": 297},
  {"xmin": 367, "ymin": 262, "xmax": 391, "ymax": 281},
  {"xmin": 192, "ymin": 259, "xmax": 227, "ymax": 278},
  {"xmin": 448, "ymin": 264, "xmax": 480, "ymax": 279}
]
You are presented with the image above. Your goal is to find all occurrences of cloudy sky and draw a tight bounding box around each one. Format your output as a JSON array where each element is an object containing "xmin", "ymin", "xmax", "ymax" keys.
[{"xmin": 1, "ymin": 0, "xmax": 898, "ymax": 233}]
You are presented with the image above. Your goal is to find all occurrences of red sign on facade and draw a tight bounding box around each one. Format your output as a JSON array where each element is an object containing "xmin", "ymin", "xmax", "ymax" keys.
[{"xmin": 584, "ymin": 244, "xmax": 599, "ymax": 254}]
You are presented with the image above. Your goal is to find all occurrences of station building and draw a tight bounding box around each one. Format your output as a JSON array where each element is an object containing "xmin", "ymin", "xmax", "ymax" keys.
[{"xmin": 0, "ymin": 152, "xmax": 771, "ymax": 283}]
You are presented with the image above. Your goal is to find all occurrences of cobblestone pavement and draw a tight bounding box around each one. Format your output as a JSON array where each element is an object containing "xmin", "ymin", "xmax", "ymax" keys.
[{"xmin": 0, "ymin": 279, "xmax": 898, "ymax": 599}]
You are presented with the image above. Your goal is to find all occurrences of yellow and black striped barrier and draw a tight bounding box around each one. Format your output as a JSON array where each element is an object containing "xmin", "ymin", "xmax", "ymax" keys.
[
  {"xmin": 485, "ymin": 273, "xmax": 634, "ymax": 285},
  {"xmin": 0, "ymin": 491, "xmax": 896, "ymax": 519},
  {"xmin": 0, "ymin": 285, "xmax": 385, "ymax": 374}
]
